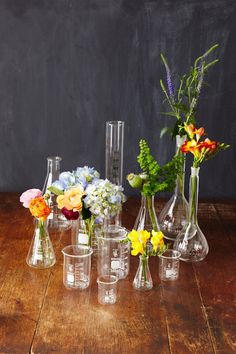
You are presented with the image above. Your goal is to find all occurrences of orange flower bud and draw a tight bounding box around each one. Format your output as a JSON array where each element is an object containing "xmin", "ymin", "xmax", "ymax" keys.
[{"xmin": 29, "ymin": 197, "xmax": 51, "ymax": 220}]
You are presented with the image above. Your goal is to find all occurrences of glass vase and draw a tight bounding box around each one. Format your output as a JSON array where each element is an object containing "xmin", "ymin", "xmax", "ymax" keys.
[
  {"xmin": 159, "ymin": 135, "xmax": 188, "ymax": 240},
  {"xmin": 173, "ymin": 167, "xmax": 209, "ymax": 262},
  {"xmin": 133, "ymin": 255, "xmax": 153, "ymax": 290},
  {"xmin": 42, "ymin": 156, "xmax": 71, "ymax": 230},
  {"xmin": 71, "ymin": 216, "xmax": 97, "ymax": 251},
  {"xmin": 26, "ymin": 219, "xmax": 56, "ymax": 269},
  {"xmin": 105, "ymin": 121, "xmax": 124, "ymax": 226},
  {"xmin": 134, "ymin": 195, "xmax": 160, "ymax": 232}
]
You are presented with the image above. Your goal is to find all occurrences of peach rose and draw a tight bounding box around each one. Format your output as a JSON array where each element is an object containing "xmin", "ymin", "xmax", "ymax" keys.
[
  {"xmin": 56, "ymin": 186, "xmax": 84, "ymax": 212},
  {"xmin": 29, "ymin": 197, "xmax": 51, "ymax": 220}
]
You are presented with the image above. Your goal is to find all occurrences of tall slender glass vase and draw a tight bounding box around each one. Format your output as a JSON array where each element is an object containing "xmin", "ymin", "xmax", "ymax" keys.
[
  {"xmin": 26, "ymin": 219, "xmax": 56, "ymax": 269},
  {"xmin": 173, "ymin": 167, "xmax": 209, "ymax": 262},
  {"xmin": 134, "ymin": 195, "xmax": 160, "ymax": 232},
  {"xmin": 105, "ymin": 121, "xmax": 124, "ymax": 226},
  {"xmin": 42, "ymin": 156, "xmax": 70, "ymax": 230},
  {"xmin": 159, "ymin": 135, "xmax": 188, "ymax": 240}
]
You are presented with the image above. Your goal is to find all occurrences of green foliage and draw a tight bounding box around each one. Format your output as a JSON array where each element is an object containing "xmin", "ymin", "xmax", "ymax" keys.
[
  {"xmin": 133, "ymin": 139, "xmax": 182, "ymax": 196},
  {"xmin": 47, "ymin": 186, "xmax": 64, "ymax": 196},
  {"xmin": 160, "ymin": 44, "xmax": 219, "ymax": 138}
]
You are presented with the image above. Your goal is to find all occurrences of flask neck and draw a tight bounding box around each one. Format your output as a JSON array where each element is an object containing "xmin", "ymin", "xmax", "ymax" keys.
[
  {"xmin": 46, "ymin": 156, "xmax": 61, "ymax": 175},
  {"xmin": 175, "ymin": 135, "xmax": 186, "ymax": 197},
  {"xmin": 188, "ymin": 167, "xmax": 200, "ymax": 224}
]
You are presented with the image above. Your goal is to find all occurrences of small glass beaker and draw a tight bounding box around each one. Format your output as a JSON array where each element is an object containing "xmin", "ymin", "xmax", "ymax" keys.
[
  {"xmin": 159, "ymin": 249, "xmax": 181, "ymax": 281},
  {"xmin": 96, "ymin": 226, "xmax": 130, "ymax": 279},
  {"xmin": 62, "ymin": 245, "xmax": 93, "ymax": 290},
  {"xmin": 97, "ymin": 275, "xmax": 118, "ymax": 305}
]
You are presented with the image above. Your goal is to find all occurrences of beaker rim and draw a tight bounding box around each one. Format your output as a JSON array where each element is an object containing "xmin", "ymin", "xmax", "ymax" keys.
[
  {"xmin": 62, "ymin": 245, "xmax": 93, "ymax": 258},
  {"xmin": 95, "ymin": 225, "xmax": 129, "ymax": 241},
  {"xmin": 106, "ymin": 121, "xmax": 124, "ymax": 126},
  {"xmin": 97, "ymin": 275, "xmax": 118, "ymax": 285},
  {"xmin": 159, "ymin": 249, "xmax": 181, "ymax": 259},
  {"xmin": 47, "ymin": 156, "xmax": 62, "ymax": 161}
]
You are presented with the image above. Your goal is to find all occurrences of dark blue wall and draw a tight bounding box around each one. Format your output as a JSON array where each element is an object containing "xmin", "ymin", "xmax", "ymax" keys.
[{"xmin": 0, "ymin": 0, "xmax": 235, "ymax": 198}]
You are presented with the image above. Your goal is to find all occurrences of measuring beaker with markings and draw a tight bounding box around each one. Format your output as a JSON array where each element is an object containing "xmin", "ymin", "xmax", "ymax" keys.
[
  {"xmin": 62, "ymin": 245, "xmax": 93, "ymax": 290},
  {"xmin": 96, "ymin": 226, "xmax": 130, "ymax": 279}
]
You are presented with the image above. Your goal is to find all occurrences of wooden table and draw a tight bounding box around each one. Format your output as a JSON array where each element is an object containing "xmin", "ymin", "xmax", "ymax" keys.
[{"xmin": 0, "ymin": 193, "xmax": 236, "ymax": 354}]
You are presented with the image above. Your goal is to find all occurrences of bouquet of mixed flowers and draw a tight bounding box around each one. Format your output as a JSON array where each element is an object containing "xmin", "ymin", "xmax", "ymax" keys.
[{"xmin": 48, "ymin": 166, "xmax": 126, "ymax": 245}]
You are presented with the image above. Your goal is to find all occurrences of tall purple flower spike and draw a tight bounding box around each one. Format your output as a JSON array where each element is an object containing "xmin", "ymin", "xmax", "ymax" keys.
[{"xmin": 163, "ymin": 60, "xmax": 174, "ymax": 98}]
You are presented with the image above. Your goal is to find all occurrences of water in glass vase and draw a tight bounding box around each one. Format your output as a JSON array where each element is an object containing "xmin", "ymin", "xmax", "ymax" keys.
[
  {"xmin": 134, "ymin": 195, "xmax": 160, "ymax": 232},
  {"xmin": 173, "ymin": 167, "xmax": 209, "ymax": 262}
]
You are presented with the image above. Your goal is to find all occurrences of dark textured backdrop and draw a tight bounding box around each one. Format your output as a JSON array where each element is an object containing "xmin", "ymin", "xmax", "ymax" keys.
[{"xmin": 0, "ymin": 0, "xmax": 235, "ymax": 197}]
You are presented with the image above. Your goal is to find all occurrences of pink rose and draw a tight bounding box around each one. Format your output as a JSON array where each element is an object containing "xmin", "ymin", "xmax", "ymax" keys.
[{"xmin": 20, "ymin": 189, "xmax": 42, "ymax": 208}]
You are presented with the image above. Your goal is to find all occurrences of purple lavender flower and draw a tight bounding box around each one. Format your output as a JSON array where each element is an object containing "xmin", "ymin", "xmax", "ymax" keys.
[{"xmin": 161, "ymin": 54, "xmax": 174, "ymax": 98}]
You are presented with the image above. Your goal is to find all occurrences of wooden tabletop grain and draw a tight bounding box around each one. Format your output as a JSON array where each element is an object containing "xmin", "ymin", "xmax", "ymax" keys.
[{"xmin": 0, "ymin": 193, "xmax": 235, "ymax": 354}]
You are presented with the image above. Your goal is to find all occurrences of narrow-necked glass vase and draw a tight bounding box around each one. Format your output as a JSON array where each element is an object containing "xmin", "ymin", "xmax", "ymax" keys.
[
  {"xmin": 133, "ymin": 255, "xmax": 153, "ymax": 291},
  {"xmin": 173, "ymin": 167, "xmax": 209, "ymax": 262},
  {"xmin": 105, "ymin": 121, "xmax": 124, "ymax": 226},
  {"xmin": 42, "ymin": 156, "xmax": 70, "ymax": 230},
  {"xmin": 26, "ymin": 219, "xmax": 56, "ymax": 269},
  {"xmin": 134, "ymin": 195, "xmax": 160, "ymax": 232},
  {"xmin": 159, "ymin": 135, "xmax": 188, "ymax": 240}
]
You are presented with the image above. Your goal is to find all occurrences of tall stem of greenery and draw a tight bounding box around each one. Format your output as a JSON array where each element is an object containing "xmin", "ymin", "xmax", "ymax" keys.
[{"xmin": 147, "ymin": 195, "xmax": 158, "ymax": 231}]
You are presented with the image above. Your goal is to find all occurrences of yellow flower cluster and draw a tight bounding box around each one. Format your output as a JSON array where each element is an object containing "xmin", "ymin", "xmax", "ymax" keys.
[{"xmin": 128, "ymin": 229, "xmax": 164, "ymax": 256}]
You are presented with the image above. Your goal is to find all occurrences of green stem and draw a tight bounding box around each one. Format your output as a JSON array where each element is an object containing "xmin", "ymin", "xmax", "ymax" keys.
[
  {"xmin": 38, "ymin": 219, "xmax": 46, "ymax": 260},
  {"xmin": 141, "ymin": 255, "xmax": 148, "ymax": 282},
  {"xmin": 189, "ymin": 175, "xmax": 198, "ymax": 224},
  {"xmin": 84, "ymin": 216, "xmax": 95, "ymax": 247},
  {"xmin": 147, "ymin": 195, "xmax": 158, "ymax": 231}
]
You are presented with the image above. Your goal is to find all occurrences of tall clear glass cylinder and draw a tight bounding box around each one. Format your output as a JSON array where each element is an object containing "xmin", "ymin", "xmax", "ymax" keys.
[
  {"xmin": 105, "ymin": 121, "xmax": 124, "ymax": 226},
  {"xmin": 42, "ymin": 156, "xmax": 70, "ymax": 230},
  {"xmin": 105, "ymin": 121, "xmax": 124, "ymax": 186},
  {"xmin": 159, "ymin": 135, "xmax": 188, "ymax": 240},
  {"xmin": 173, "ymin": 167, "xmax": 209, "ymax": 262}
]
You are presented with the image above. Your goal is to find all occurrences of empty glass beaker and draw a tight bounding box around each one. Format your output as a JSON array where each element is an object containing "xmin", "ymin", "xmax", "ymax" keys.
[
  {"xmin": 97, "ymin": 275, "xmax": 118, "ymax": 305},
  {"xmin": 62, "ymin": 245, "xmax": 93, "ymax": 290},
  {"xmin": 96, "ymin": 226, "xmax": 130, "ymax": 279},
  {"xmin": 159, "ymin": 249, "xmax": 181, "ymax": 281}
]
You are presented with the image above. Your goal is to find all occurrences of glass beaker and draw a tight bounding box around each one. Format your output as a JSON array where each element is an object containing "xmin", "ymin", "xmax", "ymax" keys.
[
  {"xmin": 97, "ymin": 275, "xmax": 118, "ymax": 305},
  {"xmin": 62, "ymin": 245, "xmax": 93, "ymax": 290},
  {"xmin": 159, "ymin": 249, "xmax": 181, "ymax": 281},
  {"xmin": 96, "ymin": 225, "xmax": 130, "ymax": 279},
  {"xmin": 105, "ymin": 121, "xmax": 124, "ymax": 226},
  {"xmin": 42, "ymin": 156, "xmax": 71, "ymax": 230}
]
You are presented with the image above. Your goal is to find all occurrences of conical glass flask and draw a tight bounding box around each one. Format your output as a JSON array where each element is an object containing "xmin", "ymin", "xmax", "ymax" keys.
[
  {"xmin": 159, "ymin": 135, "xmax": 188, "ymax": 240},
  {"xmin": 26, "ymin": 219, "xmax": 56, "ymax": 268},
  {"xmin": 42, "ymin": 156, "xmax": 71, "ymax": 230},
  {"xmin": 134, "ymin": 195, "xmax": 160, "ymax": 232},
  {"xmin": 173, "ymin": 167, "xmax": 209, "ymax": 262},
  {"xmin": 133, "ymin": 255, "xmax": 153, "ymax": 290}
]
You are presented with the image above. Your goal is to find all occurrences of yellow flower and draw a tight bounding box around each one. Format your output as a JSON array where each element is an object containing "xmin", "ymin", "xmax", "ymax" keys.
[
  {"xmin": 139, "ymin": 230, "xmax": 150, "ymax": 245},
  {"xmin": 56, "ymin": 186, "xmax": 84, "ymax": 211},
  {"xmin": 151, "ymin": 230, "xmax": 164, "ymax": 252},
  {"xmin": 131, "ymin": 241, "xmax": 144, "ymax": 256},
  {"xmin": 128, "ymin": 229, "xmax": 139, "ymax": 243}
]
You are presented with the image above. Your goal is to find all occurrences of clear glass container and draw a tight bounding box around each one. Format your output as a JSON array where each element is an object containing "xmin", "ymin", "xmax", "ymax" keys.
[
  {"xmin": 26, "ymin": 219, "xmax": 56, "ymax": 269},
  {"xmin": 134, "ymin": 195, "xmax": 160, "ymax": 232},
  {"xmin": 159, "ymin": 249, "xmax": 181, "ymax": 281},
  {"xmin": 96, "ymin": 225, "xmax": 130, "ymax": 279},
  {"xmin": 62, "ymin": 245, "xmax": 93, "ymax": 290},
  {"xmin": 42, "ymin": 156, "xmax": 71, "ymax": 230},
  {"xmin": 97, "ymin": 275, "xmax": 118, "ymax": 305},
  {"xmin": 173, "ymin": 167, "xmax": 209, "ymax": 262},
  {"xmin": 133, "ymin": 255, "xmax": 153, "ymax": 291},
  {"xmin": 159, "ymin": 135, "xmax": 188, "ymax": 240},
  {"xmin": 105, "ymin": 121, "xmax": 124, "ymax": 226},
  {"xmin": 71, "ymin": 216, "xmax": 97, "ymax": 250}
]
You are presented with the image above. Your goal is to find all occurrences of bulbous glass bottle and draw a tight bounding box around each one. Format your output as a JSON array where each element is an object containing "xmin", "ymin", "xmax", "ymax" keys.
[
  {"xmin": 159, "ymin": 135, "xmax": 188, "ymax": 240},
  {"xmin": 173, "ymin": 167, "xmax": 209, "ymax": 262},
  {"xmin": 134, "ymin": 195, "xmax": 160, "ymax": 232}
]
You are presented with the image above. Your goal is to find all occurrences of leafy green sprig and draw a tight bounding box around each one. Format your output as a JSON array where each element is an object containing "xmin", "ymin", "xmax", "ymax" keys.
[
  {"xmin": 160, "ymin": 44, "xmax": 219, "ymax": 138},
  {"xmin": 127, "ymin": 139, "xmax": 182, "ymax": 196}
]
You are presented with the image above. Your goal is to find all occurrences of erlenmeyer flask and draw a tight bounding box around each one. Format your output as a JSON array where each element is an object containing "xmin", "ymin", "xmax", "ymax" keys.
[
  {"xmin": 173, "ymin": 167, "xmax": 209, "ymax": 262},
  {"xmin": 133, "ymin": 255, "xmax": 153, "ymax": 291},
  {"xmin": 42, "ymin": 156, "xmax": 71, "ymax": 230},
  {"xmin": 134, "ymin": 194, "xmax": 160, "ymax": 232},
  {"xmin": 26, "ymin": 219, "xmax": 56, "ymax": 269},
  {"xmin": 159, "ymin": 135, "xmax": 188, "ymax": 240}
]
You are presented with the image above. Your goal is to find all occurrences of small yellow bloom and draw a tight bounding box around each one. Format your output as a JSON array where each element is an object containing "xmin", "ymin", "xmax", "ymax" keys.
[
  {"xmin": 128, "ymin": 229, "xmax": 139, "ymax": 243},
  {"xmin": 151, "ymin": 230, "xmax": 164, "ymax": 252},
  {"xmin": 131, "ymin": 241, "xmax": 144, "ymax": 256},
  {"xmin": 139, "ymin": 230, "xmax": 150, "ymax": 245}
]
